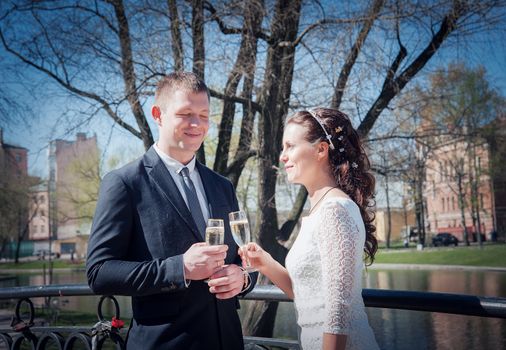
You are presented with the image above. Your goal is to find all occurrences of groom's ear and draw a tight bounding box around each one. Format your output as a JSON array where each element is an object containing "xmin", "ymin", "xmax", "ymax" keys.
[{"xmin": 152, "ymin": 106, "xmax": 162, "ymax": 124}]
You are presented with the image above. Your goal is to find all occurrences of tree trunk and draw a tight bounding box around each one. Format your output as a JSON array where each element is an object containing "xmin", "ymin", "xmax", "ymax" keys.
[
  {"xmin": 457, "ymin": 173, "xmax": 470, "ymax": 246},
  {"xmin": 191, "ymin": 0, "xmax": 206, "ymax": 164},
  {"xmin": 168, "ymin": 0, "xmax": 184, "ymax": 71},
  {"xmin": 242, "ymin": 0, "xmax": 302, "ymax": 337},
  {"xmin": 385, "ymin": 174, "xmax": 392, "ymax": 248},
  {"xmin": 331, "ymin": 0, "xmax": 384, "ymax": 108},
  {"xmin": 214, "ymin": 0, "xmax": 263, "ymax": 176},
  {"xmin": 110, "ymin": 0, "xmax": 153, "ymax": 150}
]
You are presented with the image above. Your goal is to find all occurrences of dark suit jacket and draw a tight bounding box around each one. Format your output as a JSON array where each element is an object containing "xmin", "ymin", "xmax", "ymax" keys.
[{"xmin": 86, "ymin": 147, "xmax": 256, "ymax": 350}]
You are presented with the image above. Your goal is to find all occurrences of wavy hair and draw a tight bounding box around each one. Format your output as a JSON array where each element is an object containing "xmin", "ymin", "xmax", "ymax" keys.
[{"xmin": 286, "ymin": 108, "xmax": 378, "ymax": 265}]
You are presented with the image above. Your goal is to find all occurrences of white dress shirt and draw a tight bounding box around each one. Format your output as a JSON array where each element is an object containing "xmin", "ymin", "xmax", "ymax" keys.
[{"xmin": 153, "ymin": 144, "xmax": 211, "ymax": 222}]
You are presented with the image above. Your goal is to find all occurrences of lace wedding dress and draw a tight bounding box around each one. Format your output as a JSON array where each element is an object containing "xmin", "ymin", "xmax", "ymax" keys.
[{"xmin": 285, "ymin": 197, "xmax": 379, "ymax": 350}]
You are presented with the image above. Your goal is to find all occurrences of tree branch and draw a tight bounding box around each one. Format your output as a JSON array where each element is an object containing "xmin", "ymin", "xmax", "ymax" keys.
[
  {"xmin": 0, "ymin": 27, "xmax": 143, "ymax": 139},
  {"xmin": 107, "ymin": 0, "xmax": 153, "ymax": 150},
  {"xmin": 331, "ymin": 0, "xmax": 385, "ymax": 108},
  {"xmin": 277, "ymin": 187, "xmax": 308, "ymax": 241},
  {"xmin": 358, "ymin": 1, "xmax": 468, "ymax": 138},
  {"xmin": 204, "ymin": 1, "xmax": 272, "ymax": 43},
  {"xmin": 208, "ymin": 88, "xmax": 263, "ymax": 113}
]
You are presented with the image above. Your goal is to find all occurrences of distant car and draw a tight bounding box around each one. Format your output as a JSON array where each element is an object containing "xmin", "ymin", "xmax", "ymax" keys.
[
  {"xmin": 432, "ymin": 233, "xmax": 459, "ymax": 247},
  {"xmin": 34, "ymin": 250, "xmax": 58, "ymax": 259}
]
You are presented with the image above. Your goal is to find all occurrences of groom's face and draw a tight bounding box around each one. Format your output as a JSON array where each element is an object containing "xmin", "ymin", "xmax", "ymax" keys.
[{"xmin": 156, "ymin": 89, "xmax": 210, "ymax": 164}]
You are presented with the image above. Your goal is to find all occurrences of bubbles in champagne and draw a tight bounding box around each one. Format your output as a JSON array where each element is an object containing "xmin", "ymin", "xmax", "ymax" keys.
[{"xmin": 205, "ymin": 227, "xmax": 224, "ymax": 245}]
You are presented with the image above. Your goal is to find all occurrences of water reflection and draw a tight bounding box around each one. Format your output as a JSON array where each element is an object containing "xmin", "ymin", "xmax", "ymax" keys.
[{"xmin": 0, "ymin": 268, "xmax": 505, "ymax": 349}]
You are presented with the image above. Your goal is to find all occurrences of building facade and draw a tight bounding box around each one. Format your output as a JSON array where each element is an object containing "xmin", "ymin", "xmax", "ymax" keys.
[
  {"xmin": 46, "ymin": 132, "xmax": 98, "ymax": 258},
  {"xmin": 424, "ymin": 134, "xmax": 503, "ymax": 242},
  {"xmin": 0, "ymin": 128, "xmax": 28, "ymax": 178},
  {"xmin": 0, "ymin": 128, "xmax": 34, "ymax": 258},
  {"xmin": 375, "ymin": 208, "xmax": 416, "ymax": 243},
  {"xmin": 29, "ymin": 183, "xmax": 50, "ymax": 243}
]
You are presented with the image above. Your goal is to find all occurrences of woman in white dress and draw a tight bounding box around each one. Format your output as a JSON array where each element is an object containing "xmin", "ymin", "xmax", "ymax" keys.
[{"xmin": 242, "ymin": 108, "xmax": 379, "ymax": 350}]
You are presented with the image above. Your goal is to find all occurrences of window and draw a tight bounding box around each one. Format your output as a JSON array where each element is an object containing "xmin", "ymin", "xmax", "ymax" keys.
[
  {"xmin": 61, "ymin": 243, "xmax": 76, "ymax": 254},
  {"xmin": 442, "ymin": 198, "xmax": 445, "ymax": 212},
  {"xmin": 40, "ymin": 210, "xmax": 45, "ymax": 217},
  {"xmin": 32, "ymin": 225, "xmax": 37, "ymax": 233}
]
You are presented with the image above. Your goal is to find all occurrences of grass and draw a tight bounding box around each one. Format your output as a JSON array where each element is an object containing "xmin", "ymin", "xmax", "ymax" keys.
[
  {"xmin": 0, "ymin": 259, "xmax": 85, "ymax": 270},
  {"xmin": 2, "ymin": 244, "xmax": 505, "ymax": 270},
  {"xmin": 374, "ymin": 243, "xmax": 506, "ymax": 267}
]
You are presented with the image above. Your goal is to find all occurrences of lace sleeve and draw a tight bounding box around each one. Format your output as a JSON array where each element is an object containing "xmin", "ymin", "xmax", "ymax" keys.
[{"xmin": 315, "ymin": 201, "xmax": 361, "ymax": 335}]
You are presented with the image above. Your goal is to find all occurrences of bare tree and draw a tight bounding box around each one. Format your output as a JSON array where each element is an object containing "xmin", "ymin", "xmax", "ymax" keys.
[{"xmin": 1, "ymin": 0, "xmax": 505, "ymax": 336}]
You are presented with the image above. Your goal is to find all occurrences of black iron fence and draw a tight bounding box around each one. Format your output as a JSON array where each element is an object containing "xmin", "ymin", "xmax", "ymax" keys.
[{"xmin": 0, "ymin": 284, "xmax": 505, "ymax": 350}]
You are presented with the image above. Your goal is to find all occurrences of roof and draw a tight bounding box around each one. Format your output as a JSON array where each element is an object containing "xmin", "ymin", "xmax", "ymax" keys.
[{"xmin": 1, "ymin": 143, "xmax": 28, "ymax": 151}]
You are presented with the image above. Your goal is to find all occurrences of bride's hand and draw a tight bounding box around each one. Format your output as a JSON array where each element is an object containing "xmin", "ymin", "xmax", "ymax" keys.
[{"xmin": 239, "ymin": 242, "xmax": 271, "ymax": 272}]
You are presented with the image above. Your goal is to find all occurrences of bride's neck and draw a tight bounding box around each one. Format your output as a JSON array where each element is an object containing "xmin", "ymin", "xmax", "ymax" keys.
[{"xmin": 306, "ymin": 174, "xmax": 337, "ymax": 206}]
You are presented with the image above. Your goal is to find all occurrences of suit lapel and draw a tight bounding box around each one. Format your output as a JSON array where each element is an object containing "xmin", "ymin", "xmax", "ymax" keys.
[
  {"xmin": 196, "ymin": 162, "xmax": 219, "ymax": 218},
  {"xmin": 144, "ymin": 147, "xmax": 203, "ymax": 242}
]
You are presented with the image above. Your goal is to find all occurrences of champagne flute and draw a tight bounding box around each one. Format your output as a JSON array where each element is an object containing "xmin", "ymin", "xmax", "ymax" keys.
[
  {"xmin": 205, "ymin": 218, "xmax": 225, "ymax": 245},
  {"xmin": 229, "ymin": 210, "xmax": 256, "ymax": 272},
  {"xmin": 204, "ymin": 219, "xmax": 225, "ymax": 283}
]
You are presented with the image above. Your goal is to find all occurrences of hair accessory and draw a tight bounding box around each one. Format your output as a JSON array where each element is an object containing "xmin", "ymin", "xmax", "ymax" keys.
[
  {"xmin": 307, "ymin": 110, "xmax": 335, "ymax": 150},
  {"xmin": 335, "ymin": 126, "xmax": 343, "ymax": 134},
  {"xmin": 351, "ymin": 162, "xmax": 358, "ymax": 168},
  {"xmin": 339, "ymin": 148, "xmax": 345, "ymax": 152},
  {"xmin": 338, "ymin": 136, "xmax": 344, "ymax": 141}
]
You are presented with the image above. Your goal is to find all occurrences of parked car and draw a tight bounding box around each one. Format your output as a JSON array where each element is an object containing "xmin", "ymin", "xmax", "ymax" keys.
[
  {"xmin": 34, "ymin": 250, "xmax": 59, "ymax": 259},
  {"xmin": 432, "ymin": 233, "xmax": 459, "ymax": 247}
]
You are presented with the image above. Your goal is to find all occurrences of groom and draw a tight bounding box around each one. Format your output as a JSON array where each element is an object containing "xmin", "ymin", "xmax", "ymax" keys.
[{"xmin": 86, "ymin": 72, "xmax": 256, "ymax": 349}]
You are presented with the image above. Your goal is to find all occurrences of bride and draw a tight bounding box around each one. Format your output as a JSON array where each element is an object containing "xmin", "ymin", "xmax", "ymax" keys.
[{"xmin": 242, "ymin": 108, "xmax": 379, "ymax": 350}]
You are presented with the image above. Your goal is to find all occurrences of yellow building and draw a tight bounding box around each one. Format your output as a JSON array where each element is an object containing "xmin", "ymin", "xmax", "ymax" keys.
[{"xmin": 374, "ymin": 208, "xmax": 416, "ymax": 242}]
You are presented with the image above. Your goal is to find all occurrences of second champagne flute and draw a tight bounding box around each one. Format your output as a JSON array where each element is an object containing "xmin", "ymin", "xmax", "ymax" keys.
[
  {"xmin": 228, "ymin": 210, "xmax": 256, "ymax": 272},
  {"xmin": 204, "ymin": 218, "xmax": 224, "ymax": 283},
  {"xmin": 205, "ymin": 218, "xmax": 224, "ymax": 245}
]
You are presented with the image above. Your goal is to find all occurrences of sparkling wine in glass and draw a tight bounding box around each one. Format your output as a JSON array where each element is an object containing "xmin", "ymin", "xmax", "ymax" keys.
[
  {"xmin": 229, "ymin": 210, "xmax": 256, "ymax": 272},
  {"xmin": 204, "ymin": 219, "xmax": 225, "ymax": 283},
  {"xmin": 205, "ymin": 219, "xmax": 224, "ymax": 245}
]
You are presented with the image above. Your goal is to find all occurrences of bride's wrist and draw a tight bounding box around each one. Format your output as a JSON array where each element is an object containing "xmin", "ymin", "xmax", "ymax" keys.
[{"xmin": 259, "ymin": 253, "xmax": 275, "ymax": 274}]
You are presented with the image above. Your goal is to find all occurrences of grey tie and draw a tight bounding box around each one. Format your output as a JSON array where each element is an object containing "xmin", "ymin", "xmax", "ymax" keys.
[{"xmin": 179, "ymin": 167, "xmax": 207, "ymax": 238}]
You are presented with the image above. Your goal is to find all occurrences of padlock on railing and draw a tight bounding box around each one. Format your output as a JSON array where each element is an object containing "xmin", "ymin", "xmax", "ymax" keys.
[
  {"xmin": 10, "ymin": 298, "xmax": 38, "ymax": 350},
  {"xmin": 91, "ymin": 295, "xmax": 125, "ymax": 350}
]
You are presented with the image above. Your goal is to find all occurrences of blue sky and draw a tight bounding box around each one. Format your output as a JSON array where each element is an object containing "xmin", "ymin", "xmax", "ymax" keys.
[{"xmin": 1, "ymin": 5, "xmax": 505, "ymax": 205}]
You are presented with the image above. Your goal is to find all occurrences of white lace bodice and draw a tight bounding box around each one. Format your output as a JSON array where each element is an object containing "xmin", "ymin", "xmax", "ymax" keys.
[{"xmin": 285, "ymin": 197, "xmax": 378, "ymax": 350}]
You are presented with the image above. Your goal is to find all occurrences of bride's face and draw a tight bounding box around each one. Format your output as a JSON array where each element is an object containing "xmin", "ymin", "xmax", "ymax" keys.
[{"xmin": 280, "ymin": 123, "xmax": 322, "ymax": 186}]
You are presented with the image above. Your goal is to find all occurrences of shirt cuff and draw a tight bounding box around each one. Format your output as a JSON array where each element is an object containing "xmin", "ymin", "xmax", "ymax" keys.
[{"xmin": 182, "ymin": 259, "xmax": 191, "ymax": 288}]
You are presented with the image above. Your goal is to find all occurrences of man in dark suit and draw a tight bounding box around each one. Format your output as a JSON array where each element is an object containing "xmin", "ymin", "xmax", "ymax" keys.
[{"xmin": 86, "ymin": 72, "xmax": 256, "ymax": 350}]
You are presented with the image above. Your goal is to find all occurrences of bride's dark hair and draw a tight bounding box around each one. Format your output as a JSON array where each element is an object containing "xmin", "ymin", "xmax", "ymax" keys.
[{"xmin": 286, "ymin": 107, "xmax": 378, "ymax": 265}]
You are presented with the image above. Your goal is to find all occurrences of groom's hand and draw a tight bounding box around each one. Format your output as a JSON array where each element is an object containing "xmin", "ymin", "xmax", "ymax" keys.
[
  {"xmin": 183, "ymin": 242, "xmax": 228, "ymax": 280},
  {"xmin": 207, "ymin": 264, "xmax": 245, "ymax": 299}
]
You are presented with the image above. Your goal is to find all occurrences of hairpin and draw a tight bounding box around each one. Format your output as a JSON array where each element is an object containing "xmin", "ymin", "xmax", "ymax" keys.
[
  {"xmin": 335, "ymin": 126, "xmax": 343, "ymax": 134},
  {"xmin": 351, "ymin": 162, "xmax": 358, "ymax": 168},
  {"xmin": 339, "ymin": 148, "xmax": 345, "ymax": 153},
  {"xmin": 338, "ymin": 136, "xmax": 344, "ymax": 141},
  {"xmin": 307, "ymin": 110, "xmax": 335, "ymax": 150}
]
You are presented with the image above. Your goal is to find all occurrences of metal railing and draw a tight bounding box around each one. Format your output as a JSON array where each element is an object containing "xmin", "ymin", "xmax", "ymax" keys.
[{"xmin": 0, "ymin": 284, "xmax": 504, "ymax": 349}]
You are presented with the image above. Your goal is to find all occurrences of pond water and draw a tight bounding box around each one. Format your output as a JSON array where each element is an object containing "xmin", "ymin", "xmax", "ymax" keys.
[{"xmin": 1, "ymin": 267, "xmax": 505, "ymax": 350}]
